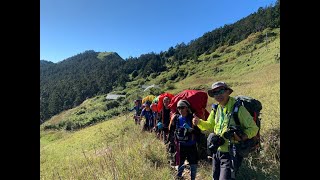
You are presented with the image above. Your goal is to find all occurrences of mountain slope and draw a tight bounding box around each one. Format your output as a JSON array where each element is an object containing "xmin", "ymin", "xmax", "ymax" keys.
[{"xmin": 40, "ymin": 51, "xmax": 127, "ymax": 122}]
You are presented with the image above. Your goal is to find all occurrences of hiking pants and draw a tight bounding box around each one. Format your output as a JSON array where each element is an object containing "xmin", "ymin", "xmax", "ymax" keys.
[
  {"xmin": 212, "ymin": 151, "xmax": 243, "ymax": 180},
  {"xmin": 177, "ymin": 144, "xmax": 198, "ymax": 180},
  {"xmin": 161, "ymin": 127, "xmax": 169, "ymax": 143}
]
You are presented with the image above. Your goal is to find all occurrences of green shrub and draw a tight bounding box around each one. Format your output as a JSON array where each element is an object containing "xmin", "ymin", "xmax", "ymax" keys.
[
  {"xmin": 165, "ymin": 82, "xmax": 175, "ymax": 90},
  {"xmin": 43, "ymin": 124, "xmax": 59, "ymax": 130},
  {"xmin": 224, "ymin": 47, "xmax": 234, "ymax": 53},
  {"xmin": 169, "ymin": 72, "xmax": 178, "ymax": 81},
  {"xmin": 211, "ymin": 54, "xmax": 220, "ymax": 59},
  {"xmin": 105, "ymin": 100, "xmax": 120, "ymax": 110},
  {"xmin": 75, "ymin": 110, "xmax": 85, "ymax": 115}
]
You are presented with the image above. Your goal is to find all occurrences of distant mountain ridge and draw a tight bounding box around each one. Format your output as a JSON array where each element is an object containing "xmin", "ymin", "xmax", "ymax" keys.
[
  {"xmin": 40, "ymin": 50, "xmax": 128, "ymax": 121},
  {"xmin": 41, "ymin": 50, "xmax": 123, "ymax": 63}
]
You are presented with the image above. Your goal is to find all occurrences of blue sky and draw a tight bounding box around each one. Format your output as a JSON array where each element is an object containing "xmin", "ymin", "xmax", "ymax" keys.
[{"xmin": 40, "ymin": 0, "xmax": 277, "ymax": 63}]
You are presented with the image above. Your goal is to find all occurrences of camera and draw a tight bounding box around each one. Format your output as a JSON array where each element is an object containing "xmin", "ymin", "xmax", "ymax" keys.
[
  {"xmin": 223, "ymin": 125, "xmax": 243, "ymax": 139},
  {"xmin": 208, "ymin": 134, "xmax": 225, "ymax": 153}
]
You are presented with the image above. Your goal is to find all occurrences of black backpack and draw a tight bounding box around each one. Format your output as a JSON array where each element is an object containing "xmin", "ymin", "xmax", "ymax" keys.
[
  {"xmin": 233, "ymin": 95, "xmax": 262, "ymax": 157},
  {"xmin": 174, "ymin": 114, "xmax": 193, "ymax": 142}
]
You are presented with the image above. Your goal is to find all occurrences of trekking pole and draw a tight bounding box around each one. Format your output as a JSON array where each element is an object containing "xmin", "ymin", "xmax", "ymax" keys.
[{"xmin": 227, "ymin": 101, "xmax": 241, "ymax": 179}]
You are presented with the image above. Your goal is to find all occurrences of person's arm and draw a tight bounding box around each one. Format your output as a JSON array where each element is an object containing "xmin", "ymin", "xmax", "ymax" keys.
[
  {"xmin": 238, "ymin": 106, "xmax": 259, "ymax": 139},
  {"xmin": 193, "ymin": 110, "xmax": 216, "ymax": 131},
  {"xmin": 168, "ymin": 113, "xmax": 177, "ymax": 131},
  {"xmin": 140, "ymin": 110, "xmax": 145, "ymax": 120},
  {"xmin": 128, "ymin": 106, "xmax": 135, "ymax": 111}
]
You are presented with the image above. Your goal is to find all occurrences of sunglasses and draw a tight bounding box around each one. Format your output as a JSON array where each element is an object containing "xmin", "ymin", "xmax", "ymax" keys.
[
  {"xmin": 177, "ymin": 106, "xmax": 187, "ymax": 110},
  {"xmin": 212, "ymin": 88, "xmax": 227, "ymax": 96}
]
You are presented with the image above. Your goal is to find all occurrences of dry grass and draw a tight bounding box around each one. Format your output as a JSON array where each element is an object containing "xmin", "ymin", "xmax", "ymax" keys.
[{"xmin": 41, "ymin": 115, "xmax": 174, "ymax": 179}]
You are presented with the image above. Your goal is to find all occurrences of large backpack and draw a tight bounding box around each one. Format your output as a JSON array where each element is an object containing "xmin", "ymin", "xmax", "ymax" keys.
[
  {"xmin": 157, "ymin": 92, "xmax": 174, "ymax": 112},
  {"xmin": 233, "ymin": 95, "xmax": 262, "ymax": 157},
  {"xmin": 168, "ymin": 90, "xmax": 210, "ymax": 120}
]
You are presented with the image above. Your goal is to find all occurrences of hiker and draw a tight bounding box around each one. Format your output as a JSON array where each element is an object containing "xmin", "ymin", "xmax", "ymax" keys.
[
  {"xmin": 158, "ymin": 96, "xmax": 171, "ymax": 143},
  {"xmin": 140, "ymin": 101, "xmax": 154, "ymax": 132},
  {"xmin": 169, "ymin": 99, "xmax": 200, "ymax": 180},
  {"xmin": 150, "ymin": 102, "xmax": 159, "ymax": 134},
  {"xmin": 128, "ymin": 99, "xmax": 142, "ymax": 125},
  {"xmin": 192, "ymin": 81, "xmax": 259, "ymax": 180}
]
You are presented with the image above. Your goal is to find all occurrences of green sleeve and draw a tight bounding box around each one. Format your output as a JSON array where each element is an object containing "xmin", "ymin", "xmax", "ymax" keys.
[
  {"xmin": 197, "ymin": 110, "xmax": 215, "ymax": 131},
  {"xmin": 238, "ymin": 106, "xmax": 259, "ymax": 139}
]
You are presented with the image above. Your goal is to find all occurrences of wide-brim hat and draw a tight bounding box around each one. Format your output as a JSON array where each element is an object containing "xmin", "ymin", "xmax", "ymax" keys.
[{"xmin": 207, "ymin": 81, "xmax": 233, "ymax": 97}]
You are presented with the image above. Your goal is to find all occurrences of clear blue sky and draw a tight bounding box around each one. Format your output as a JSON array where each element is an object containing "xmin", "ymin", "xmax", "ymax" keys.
[{"xmin": 40, "ymin": 0, "xmax": 277, "ymax": 63}]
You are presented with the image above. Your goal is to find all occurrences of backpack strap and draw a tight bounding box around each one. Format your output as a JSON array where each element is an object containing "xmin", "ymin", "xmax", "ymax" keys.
[
  {"xmin": 232, "ymin": 99, "xmax": 242, "ymax": 126},
  {"xmin": 212, "ymin": 104, "xmax": 218, "ymax": 112},
  {"xmin": 212, "ymin": 104, "xmax": 220, "ymax": 124},
  {"xmin": 174, "ymin": 114, "xmax": 179, "ymax": 126}
]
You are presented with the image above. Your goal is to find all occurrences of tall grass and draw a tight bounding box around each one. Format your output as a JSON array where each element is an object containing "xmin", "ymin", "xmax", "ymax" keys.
[{"xmin": 41, "ymin": 115, "xmax": 174, "ymax": 179}]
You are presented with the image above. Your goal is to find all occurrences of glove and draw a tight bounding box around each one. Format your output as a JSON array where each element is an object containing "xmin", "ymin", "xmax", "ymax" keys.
[
  {"xmin": 157, "ymin": 122, "xmax": 163, "ymax": 130},
  {"xmin": 183, "ymin": 123, "xmax": 191, "ymax": 129},
  {"xmin": 183, "ymin": 123, "xmax": 193, "ymax": 132}
]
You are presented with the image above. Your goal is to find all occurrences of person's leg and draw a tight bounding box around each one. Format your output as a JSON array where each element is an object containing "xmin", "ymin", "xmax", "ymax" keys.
[
  {"xmin": 234, "ymin": 154, "xmax": 243, "ymax": 178},
  {"xmin": 137, "ymin": 116, "xmax": 141, "ymax": 125},
  {"xmin": 177, "ymin": 146, "xmax": 187, "ymax": 177},
  {"xmin": 161, "ymin": 129, "xmax": 165, "ymax": 143},
  {"xmin": 218, "ymin": 152, "xmax": 232, "ymax": 180},
  {"xmin": 149, "ymin": 119, "xmax": 153, "ymax": 130},
  {"xmin": 163, "ymin": 128, "xmax": 169, "ymax": 144},
  {"xmin": 186, "ymin": 145, "xmax": 198, "ymax": 180},
  {"xmin": 190, "ymin": 164, "xmax": 197, "ymax": 180},
  {"xmin": 168, "ymin": 133, "xmax": 175, "ymax": 165},
  {"xmin": 143, "ymin": 122, "xmax": 147, "ymax": 131},
  {"xmin": 212, "ymin": 152, "xmax": 220, "ymax": 180}
]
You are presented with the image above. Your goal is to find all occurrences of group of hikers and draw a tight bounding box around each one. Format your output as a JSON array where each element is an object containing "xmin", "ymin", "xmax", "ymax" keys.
[
  {"xmin": 128, "ymin": 81, "xmax": 260, "ymax": 180},
  {"xmin": 129, "ymin": 95, "xmax": 172, "ymax": 142}
]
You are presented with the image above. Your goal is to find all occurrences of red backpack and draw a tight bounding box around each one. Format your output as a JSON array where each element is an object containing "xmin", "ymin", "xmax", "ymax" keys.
[
  {"xmin": 168, "ymin": 90, "xmax": 210, "ymax": 120},
  {"xmin": 157, "ymin": 92, "xmax": 174, "ymax": 112}
]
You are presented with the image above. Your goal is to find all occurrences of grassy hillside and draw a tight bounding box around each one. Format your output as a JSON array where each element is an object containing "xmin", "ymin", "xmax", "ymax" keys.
[
  {"xmin": 41, "ymin": 28, "xmax": 280, "ymax": 179},
  {"xmin": 41, "ymin": 116, "xmax": 174, "ymax": 179}
]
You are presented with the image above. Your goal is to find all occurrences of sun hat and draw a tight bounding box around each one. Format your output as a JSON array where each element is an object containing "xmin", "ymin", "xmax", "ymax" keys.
[{"xmin": 207, "ymin": 81, "xmax": 233, "ymax": 97}]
